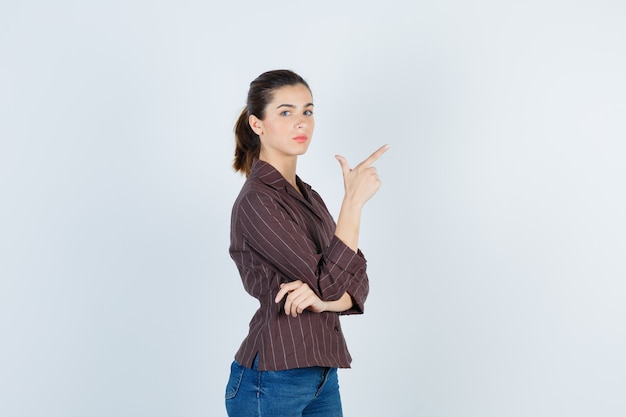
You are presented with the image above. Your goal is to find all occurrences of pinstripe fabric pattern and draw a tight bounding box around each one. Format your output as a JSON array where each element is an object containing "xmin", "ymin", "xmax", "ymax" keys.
[{"xmin": 229, "ymin": 160, "xmax": 369, "ymax": 371}]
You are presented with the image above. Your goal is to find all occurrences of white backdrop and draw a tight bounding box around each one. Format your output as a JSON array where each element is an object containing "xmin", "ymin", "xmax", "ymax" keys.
[{"xmin": 1, "ymin": 1, "xmax": 625, "ymax": 416}]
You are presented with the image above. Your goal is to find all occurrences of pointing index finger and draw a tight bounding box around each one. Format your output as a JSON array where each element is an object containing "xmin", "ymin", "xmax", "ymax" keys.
[{"xmin": 358, "ymin": 144, "xmax": 390, "ymax": 168}]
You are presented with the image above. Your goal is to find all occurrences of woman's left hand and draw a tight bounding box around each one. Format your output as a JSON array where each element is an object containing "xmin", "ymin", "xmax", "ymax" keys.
[{"xmin": 274, "ymin": 280, "xmax": 326, "ymax": 317}]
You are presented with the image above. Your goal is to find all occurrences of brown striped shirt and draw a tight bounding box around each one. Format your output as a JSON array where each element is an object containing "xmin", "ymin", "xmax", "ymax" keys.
[{"xmin": 229, "ymin": 159, "xmax": 369, "ymax": 371}]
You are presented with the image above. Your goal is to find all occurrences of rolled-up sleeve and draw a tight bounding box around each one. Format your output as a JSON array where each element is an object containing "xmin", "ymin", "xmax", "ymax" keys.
[{"xmin": 325, "ymin": 236, "xmax": 369, "ymax": 315}]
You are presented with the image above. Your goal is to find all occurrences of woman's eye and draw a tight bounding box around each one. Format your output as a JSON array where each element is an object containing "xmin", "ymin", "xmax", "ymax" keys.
[
  {"xmin": 304, "ymin": 110, "xmax": 313, "ymax": 116},
  {"xmin": 280, "ymin": 110, "xmax": 291, "ymax": 116}
]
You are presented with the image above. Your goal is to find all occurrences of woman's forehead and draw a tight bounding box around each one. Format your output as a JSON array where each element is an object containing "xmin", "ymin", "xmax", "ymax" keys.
[{"xmin": 269, "ymin": 84, "xmax": 313, "ymax": 105}]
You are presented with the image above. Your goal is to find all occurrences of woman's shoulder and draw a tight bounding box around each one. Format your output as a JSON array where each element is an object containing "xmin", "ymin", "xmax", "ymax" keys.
[{"xmin": 232, "ymin": 177, "xmax": 281, "ymax": 210}]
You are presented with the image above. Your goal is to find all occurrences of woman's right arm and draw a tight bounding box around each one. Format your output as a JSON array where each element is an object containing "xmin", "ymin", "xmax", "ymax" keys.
[{"xmin": 272, "ymin": 145, "xmax": 389, "ymax": 317}]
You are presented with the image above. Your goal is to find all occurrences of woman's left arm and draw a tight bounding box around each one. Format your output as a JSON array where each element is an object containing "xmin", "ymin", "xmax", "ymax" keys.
[{"xmin": 275, "ymin": 280, "xmax": 353, "ymax": 317}]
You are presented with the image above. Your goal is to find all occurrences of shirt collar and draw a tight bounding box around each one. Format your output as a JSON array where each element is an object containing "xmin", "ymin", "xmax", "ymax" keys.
[
  {"xmin": 250, "ymin": 159, "xmax": 311, "ymax": 195},
  {"xmin": 250, "ymin": 159, "xmax": 320, "ymax": 219}
]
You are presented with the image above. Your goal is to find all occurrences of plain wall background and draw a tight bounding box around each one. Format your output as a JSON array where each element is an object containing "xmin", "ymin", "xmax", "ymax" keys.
[{"xmin": 1, "ymin": 1, "xmax": 625, "ymax": 416}]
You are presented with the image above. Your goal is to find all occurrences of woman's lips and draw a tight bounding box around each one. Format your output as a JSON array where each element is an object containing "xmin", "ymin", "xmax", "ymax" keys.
[{"xmin": 293, "ymin": 135, "xmax": 308, "ymax": 143}]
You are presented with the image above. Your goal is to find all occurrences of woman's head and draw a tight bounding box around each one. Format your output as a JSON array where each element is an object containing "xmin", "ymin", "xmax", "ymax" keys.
[{"xmin": 233, "ymin": 69, "xmax": 312, "ymax": 176}]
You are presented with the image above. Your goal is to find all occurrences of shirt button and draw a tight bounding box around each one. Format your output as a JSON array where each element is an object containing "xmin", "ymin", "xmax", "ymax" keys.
[{"xmin": 334, "ymin": 327, "xmax": 340, "ymax": 333}]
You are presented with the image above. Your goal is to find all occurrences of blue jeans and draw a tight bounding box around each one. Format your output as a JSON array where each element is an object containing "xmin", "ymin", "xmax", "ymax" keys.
[{"xmin": 225, "ymin": 356, "xmax": 343, "ymax": 417}]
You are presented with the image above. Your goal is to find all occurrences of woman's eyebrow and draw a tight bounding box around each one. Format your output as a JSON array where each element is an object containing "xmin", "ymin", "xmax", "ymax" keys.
[{"xmin": 275, "ymin": 103, "xmax": 315, "ymax": 109}]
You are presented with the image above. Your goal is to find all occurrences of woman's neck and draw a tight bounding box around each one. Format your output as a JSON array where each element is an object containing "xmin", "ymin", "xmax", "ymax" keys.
[{"xmin": 260, "ymin": 155, "xmax": 299, "ymax": 190}]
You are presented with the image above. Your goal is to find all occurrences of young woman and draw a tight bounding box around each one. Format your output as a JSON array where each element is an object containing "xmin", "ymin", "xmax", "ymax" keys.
[{"xmin": 225, "ymin": 69, "xmax": 388, "ymax": 417}]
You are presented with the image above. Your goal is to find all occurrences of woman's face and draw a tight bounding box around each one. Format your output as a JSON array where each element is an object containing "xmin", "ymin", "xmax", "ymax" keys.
[{"xmin": 250, "ymin": 83, "xmax": 315, "ymax": 163}]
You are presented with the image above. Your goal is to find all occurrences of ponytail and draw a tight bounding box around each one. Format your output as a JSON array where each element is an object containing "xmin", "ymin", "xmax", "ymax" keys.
[{"xmin": 233, "ymin": 108, "xmax": 260, "ymax": 177}]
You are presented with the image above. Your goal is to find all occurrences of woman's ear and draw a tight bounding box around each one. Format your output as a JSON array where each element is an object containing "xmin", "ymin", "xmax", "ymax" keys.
[{"xmin": 249, "ymin": 114, "xmax": 263, "ymax": 136}]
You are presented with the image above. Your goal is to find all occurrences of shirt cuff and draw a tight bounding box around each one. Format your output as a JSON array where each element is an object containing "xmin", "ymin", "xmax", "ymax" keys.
[{"xmin": 341, "ymin": 269, "xmax": 369, "ymax": 315}]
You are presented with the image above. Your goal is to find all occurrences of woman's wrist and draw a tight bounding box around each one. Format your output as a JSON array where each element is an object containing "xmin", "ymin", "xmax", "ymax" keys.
[
  {"xmin": 323, "ymin": 293, "xmax": 354, "ymax": 313},
  {"xmin": 335, "ymin": 200, "xmax": 362, "ymax": 252}
]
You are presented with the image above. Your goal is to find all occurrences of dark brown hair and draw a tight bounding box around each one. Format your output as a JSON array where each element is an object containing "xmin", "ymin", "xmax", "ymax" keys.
[{"xmin": 233, "ymin": 69, "xmax": 311, "ymax": 176}]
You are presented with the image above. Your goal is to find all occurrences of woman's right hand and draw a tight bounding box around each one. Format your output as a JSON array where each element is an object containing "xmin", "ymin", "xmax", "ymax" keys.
[
  {"xmin": 335, "ymin": 144, "xmax": 389, "ymax": 208},
  {"xmin": 334, "ymin": 145, "xmax": 389, "ymax": 252}
]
